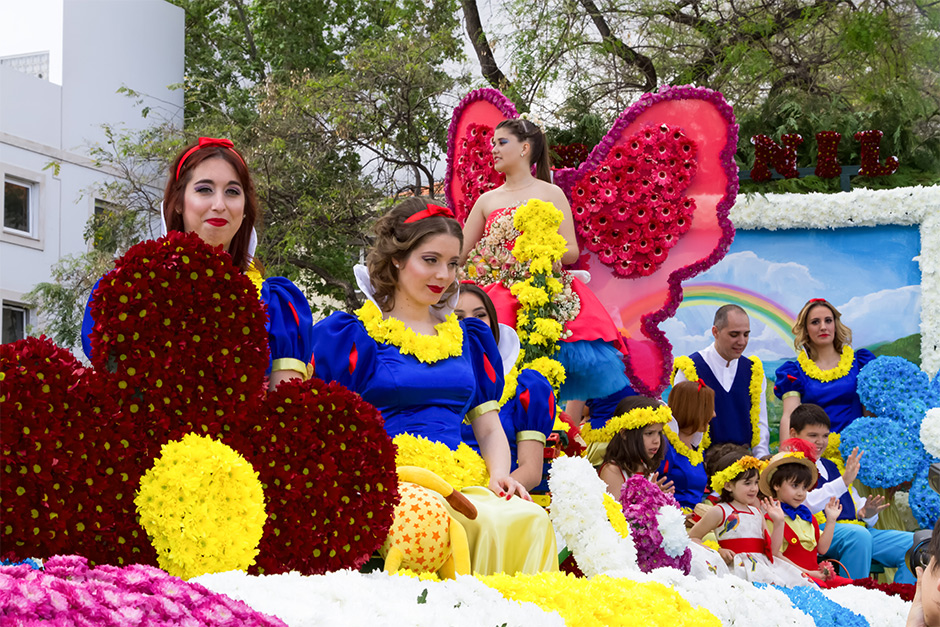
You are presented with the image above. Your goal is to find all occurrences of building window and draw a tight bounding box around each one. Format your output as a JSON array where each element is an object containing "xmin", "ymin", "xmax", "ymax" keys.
[
  {"xmin": 4, "ymin": 177, "xmax": 36, "ymax": 235},
  {"xmin": 2, "ymin": 303, "xmax": 29, "ymax": 343}
]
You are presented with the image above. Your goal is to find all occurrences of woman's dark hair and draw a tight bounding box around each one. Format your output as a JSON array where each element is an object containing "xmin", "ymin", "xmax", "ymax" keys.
[
  {"xmin": 164, "ymin": 141, "xmax": 258, "ymax": 272},
  {"xmin": 496, "ymin": 118, "xmax": 552, "ymax": 183},
  {"xmin": 367, "ymin": 197, "xmax": 463, "ymax": 313},
  {"xmin": 668, "ymin": 380, "xmax": 715, "ymax": 434},
  {"xmin": 601, "ymin": 395, "xmax": 665, "ymax": 475},
  {"xmin": 457, "ymin": 282, "xmax": 499, "ymax": 344},
  {"xmin": 713, "ymin": 451, "xmax": 759, "ymax": 503},
  {"xmin": 768, "ymin": 463, "xmax": 815, "ymax": 497}
]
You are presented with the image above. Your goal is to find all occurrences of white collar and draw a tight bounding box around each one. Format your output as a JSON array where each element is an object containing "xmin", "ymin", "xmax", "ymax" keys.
[
  {"xmin": 497, "ymin": 324, "xmax": 520, "ymax": 376},
  {"xmin": 353, "ymin": 264, "xmax": 458, "ymax": 322}
]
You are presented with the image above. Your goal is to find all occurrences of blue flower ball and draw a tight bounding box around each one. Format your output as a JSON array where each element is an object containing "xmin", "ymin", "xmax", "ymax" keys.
[
  {"xmin": 840, "ymin": 416, "xmax": 924, "ymax": 487},
  {"xmin": 909, "ymin": 465, "xmax": 940, "ymax": 530},
  {"xmin": 858, "ymin": 356, "xmax": 931, "ymax": 423}
]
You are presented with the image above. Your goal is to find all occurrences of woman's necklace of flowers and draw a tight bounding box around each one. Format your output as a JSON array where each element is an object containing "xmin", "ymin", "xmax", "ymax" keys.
[
  {"xmin": 662, "ymin": 425, "xmax": 703, "ymax": 466},
  {"xmin": 670, "ymin": 355, "xmax": 764, "ymax": 450},
  {"xmin": 798, "ymin": 345, "xmax": 854, "ymax": 382},
  {"xmin": 356, "ymin": 300, "xmax": 463, "ymax": 364}
]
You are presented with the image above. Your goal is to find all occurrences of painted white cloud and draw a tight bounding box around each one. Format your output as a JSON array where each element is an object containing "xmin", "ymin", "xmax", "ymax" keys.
[
  {"xmin": 838, "ymin": 286, "xmax": 922, "ymax": 348},
  {"xmin": 692, "ymin": 251, "xmax": 823, "ymax": 309}
]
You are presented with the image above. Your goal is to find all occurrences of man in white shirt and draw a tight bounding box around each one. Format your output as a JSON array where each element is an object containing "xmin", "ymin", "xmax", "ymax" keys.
[{"xmin": 672, "ymin": 304, "xmax": 769, "ymax": 457}]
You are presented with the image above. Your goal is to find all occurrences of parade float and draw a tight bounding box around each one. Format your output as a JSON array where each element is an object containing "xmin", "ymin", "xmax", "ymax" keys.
[{"xmin": 2, "ymin": 85, "xmax": 937, "ymax": 626}]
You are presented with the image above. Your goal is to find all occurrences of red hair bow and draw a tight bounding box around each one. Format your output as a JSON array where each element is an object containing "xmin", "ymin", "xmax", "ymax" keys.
[
  {"xmin": 176, "ymin": 137, "xmax": 246, "ymax": 180},
  {"xmin": 404, "ymin": 203, "xmax": 455, "ymax": 224}
]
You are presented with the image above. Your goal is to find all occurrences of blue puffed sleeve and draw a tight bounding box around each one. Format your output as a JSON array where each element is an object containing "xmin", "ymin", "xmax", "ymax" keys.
[
  {"xmin": 855, "ymin": 348, "xmax": 876, "ymax": 371},
  {"xmin": 774, "ymin": 359, "xmax": 805, "ymax": 400},
  {"xmin": 310, "ymin": 311, "xmax": 377, "ymax": 395},
  {"xmin": 261, "ymin": 277, "xmax": 314, "ymax": 375},
  {"xmin": 80, "ymin": 278, "xmax": 102, "ymax": 361},
  {"xmin": 462, "ymin": 317, "xmax": 504, "ymax": 423},
  {"xmin": 512, "ymin": 369, "xmax": 556, "ymax": 444}
]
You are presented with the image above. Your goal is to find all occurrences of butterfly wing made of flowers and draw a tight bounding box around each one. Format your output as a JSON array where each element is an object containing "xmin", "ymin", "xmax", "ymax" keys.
[
  {"xmin": 444, "ymin": 88, "xmax": 518, "ymax": 225},
  {"xmin": 553, "ymin": 86, "xmax": 739, "ymax": 396}
]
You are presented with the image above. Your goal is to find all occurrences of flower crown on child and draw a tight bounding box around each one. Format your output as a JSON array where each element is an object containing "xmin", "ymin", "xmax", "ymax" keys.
[
  {"xmin": 709, "ymin": 456, "xmax": 766, "ymax": 493},
  {"xmin": 581, "ymin": 405, "xmax": 672, "ymax": 445}
]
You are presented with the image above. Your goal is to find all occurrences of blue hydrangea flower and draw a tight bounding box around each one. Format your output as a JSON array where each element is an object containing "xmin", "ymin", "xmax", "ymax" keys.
[
  {"xmin": 765, "ymin": 584, "xmax": 868, "ymax": 627},
  {"xmin": 858, "ymin": 357, "xmax": 931, "ymax": 426},
  {"xmin": 909, "ymin": 466, "xmax": 940, "ymax": 529},
  {"xmin": 840, "ymin": 416, "xmax": 926, "ymax": 487}
]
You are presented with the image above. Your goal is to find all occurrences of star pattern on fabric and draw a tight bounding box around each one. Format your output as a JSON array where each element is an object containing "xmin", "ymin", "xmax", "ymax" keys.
[{"xmin": 381, "ymin": 483, "xmax": 451, "ymax": 573}]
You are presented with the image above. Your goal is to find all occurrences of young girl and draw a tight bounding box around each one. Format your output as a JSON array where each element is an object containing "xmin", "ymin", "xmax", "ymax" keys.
[
  {"xmin": 689, "ymin": 452, "xmax": 810, "ymax": 586},
  {"xmin": 591, "ymin": 395, "xmax": 674, "ymax": 499},
  {"xmin": 659, "ymin": 380, "xmax": 714, "ymax": 510}
]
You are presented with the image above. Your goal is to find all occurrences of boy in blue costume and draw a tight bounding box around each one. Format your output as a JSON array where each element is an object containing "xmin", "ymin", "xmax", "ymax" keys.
[{"xmin": 789, "ymin": 403, "xmax": 916, "ymax": 583}]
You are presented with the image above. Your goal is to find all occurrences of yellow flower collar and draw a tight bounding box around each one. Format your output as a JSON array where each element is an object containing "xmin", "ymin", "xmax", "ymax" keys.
[
  {"xmin": 663, "ymin": 424, "xmax": 703, "ymax": 466},
  {"xmin": 356, "ymin": 300, "xmax": 463, "ymax": 364},
  {"xmin": 798, "ymin": 346, "xmax": 854, "ymax": 382}
]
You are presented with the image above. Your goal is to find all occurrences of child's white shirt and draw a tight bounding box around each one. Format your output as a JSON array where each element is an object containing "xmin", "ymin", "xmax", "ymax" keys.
[{"xmin": 805, "ymin": 459, "xmax": 878, "ymax": 527}]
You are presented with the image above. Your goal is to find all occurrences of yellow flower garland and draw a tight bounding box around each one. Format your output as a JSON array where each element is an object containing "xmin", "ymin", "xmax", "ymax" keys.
[
  {"xmin": 823, "ymin": 432, "xmax": 847, "ymax": 474},
  {"xmin": 479, "ymin": 571, "xmax": 721, "ymax": 627},
  {"xmin": 663, "ymin": 425, "xmax": 703, "ymax": 466},
  {"xmin": 499, "ymin": 366, "xmax": 520, "ymax": 406},
  {"xmin": 581, "ymin": 406, "xmax": 673, "ymax": 445},
  {"xmin": 356, "ymin": 300, "xmax": 463, "ymax": 364},
  {"xmin": 393, "ymin": 433, "xmax": 489, "ymax": 490},
  {"xmin": 798, "ymin": 345, "xmax": 854, "ymax": 382},
  {"xmin": 709, "ymin": 456, "xmax": 766, "ymax": 493},
  {"xmin": 603, "ymin": 493, "xmax": 632, "ymax": 540},
  {"xmin": 672, "ymin": 355, "xmax": 763, "ymax": 451}
]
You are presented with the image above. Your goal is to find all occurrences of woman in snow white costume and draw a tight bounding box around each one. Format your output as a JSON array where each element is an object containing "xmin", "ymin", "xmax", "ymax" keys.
[
  {"xmin": 774, "ymin": 298, "xmax": 875, "ymax": 438},
  {"xmin": 460, "ymin": 118, "xmax": 630, "ymax": 407},
  {"xmin": 82, "ymin": 137, "xmax": 314, "ymax": 385},
  {"xmin": 311, "ymin": 198, "xmax": 558, "ymax": 575}
]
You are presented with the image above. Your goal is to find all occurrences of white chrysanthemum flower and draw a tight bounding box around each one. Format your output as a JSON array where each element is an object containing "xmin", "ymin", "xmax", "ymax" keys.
[
  {"xmin": 921, "ymin": 408, "xmax": 940, "ymax": 458},
  {"xmin": 656, "ymin": 504, "xmax": 690, "ymax": 558},
  {"xmin": 823, "ymin": 584, "xmax": 909, "ymax": 627}
]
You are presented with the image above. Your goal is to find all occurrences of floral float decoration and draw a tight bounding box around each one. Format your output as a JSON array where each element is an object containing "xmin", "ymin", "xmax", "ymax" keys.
[
  {"xmin": 0, "ymin": 232, "xmax": 399, "ymax": 576},
  {"xmin": 445, "ymin": 86, "xmax": 739, "ymax": 396},
  {"xmin": 620, "ymin": 474, "xmax": 692, "ymax": 574},
  {"xmin": 840, "ymin": 355, "xmax": 939, "ymax": 527},
  {"xmin": 135, "ymin": 433, "xmax": 267, "ymax": 580}
]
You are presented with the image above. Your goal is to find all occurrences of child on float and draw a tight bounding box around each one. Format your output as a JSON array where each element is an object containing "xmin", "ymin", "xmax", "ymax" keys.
[
  {"xmin": 759, "ymin": 451, "xmax": 855, "ymax": 588},
  {"xmin": 592, "ymin": 395, "xmax": 675, "ymax": 499},
  {"xmin": 786, "ymin": 403, "xmax": 917, "ymax": 583},
  {"xmin": 659, "ymin": 380, "xmax": 715, "ymax": 512},
  {"xmin": 689, "ymin": 452, "xmax": 810, "ymax": 586}
]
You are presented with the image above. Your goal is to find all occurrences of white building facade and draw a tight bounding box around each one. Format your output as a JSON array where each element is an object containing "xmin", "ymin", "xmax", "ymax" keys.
[{"xmin": 1, "ymin": 0, "xmax": 184, "ymax": 344}]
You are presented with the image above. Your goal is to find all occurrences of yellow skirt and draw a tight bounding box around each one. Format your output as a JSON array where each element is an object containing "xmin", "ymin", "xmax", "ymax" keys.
[{"xmin": 441, "ymin": 486, "xmax": 559, "ymax": 575}]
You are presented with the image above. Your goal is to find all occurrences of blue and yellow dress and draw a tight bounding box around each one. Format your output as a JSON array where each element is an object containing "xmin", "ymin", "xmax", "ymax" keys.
[
  {"xmin": 658, "ymin": 425, "xmax": 707, "ymax": 510},
  {"xmin": 460, "ymin": 368, "xmax": 555, "ymax": 474},
  {"xmin": 82, "ymin": 270, "xmax": 314, "ymax": 376},
  {"xmin": 773, "ymin": 347, "xmax": 875, "ymax": 433},
  {"xmin": 311, "ymin": 306, "xmax": 558, "ymax": 575}
]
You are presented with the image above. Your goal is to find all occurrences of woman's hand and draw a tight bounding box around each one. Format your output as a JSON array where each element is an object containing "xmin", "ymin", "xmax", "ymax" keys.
[{"xmin": 489, "ymin": 475, "xmax": 532, "ymax": 501}]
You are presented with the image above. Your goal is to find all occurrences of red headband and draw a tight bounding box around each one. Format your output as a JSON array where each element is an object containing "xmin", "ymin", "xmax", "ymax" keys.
[
  {"xmin": 176, "ymin": 137, "xmax": 247, "ymax": 181},
  {"xmin": 404, "ymin": 203, "xmax": 455, "ymax": 224},
  {"xmin": 808, "ymin": 298, "xmax": 827, "ymax": 303},
  {"xmin": 697, "ymin": 379, "xmax": 710, "ymax": 392}
]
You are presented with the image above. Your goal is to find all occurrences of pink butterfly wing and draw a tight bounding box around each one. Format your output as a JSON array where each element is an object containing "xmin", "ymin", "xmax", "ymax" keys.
[
  {"xmin": 445, "ymin": 89, "xmax": 519, "ymax": 225},
  {"xmin": 556, "ymin": 87, "xmax": 738, "ymax": 396}
]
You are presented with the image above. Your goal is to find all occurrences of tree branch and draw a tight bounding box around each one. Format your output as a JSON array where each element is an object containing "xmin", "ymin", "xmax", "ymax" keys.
[
  {"xmin": 578, "ymin": 0, "xmax": 657, "ymax": 91},
  {"xmin": 285, "ymin": 255, "xmax": 361, "ymax": 312}
]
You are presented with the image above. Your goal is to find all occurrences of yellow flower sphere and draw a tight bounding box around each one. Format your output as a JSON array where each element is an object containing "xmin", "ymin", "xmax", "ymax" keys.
[{"xmin": 135, "ymin": 432, "xmax": 266, "ymax": 580}]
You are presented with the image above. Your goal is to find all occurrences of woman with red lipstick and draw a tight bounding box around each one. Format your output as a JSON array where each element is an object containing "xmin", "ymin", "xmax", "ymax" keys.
[
  {"xmin": 774, "ymin": 298, "xmax": 874, "ymax": 437},
  {"xmin": 310, "ymin": 198, "xmax": 558, "ymax": 575},
  {"xmin": 461, "ymin": 118, "xmax": 629, "ymax": 414},
  {"xmin": 81, "ymin": 138, "xmax": 314, "ymax": 389}
]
